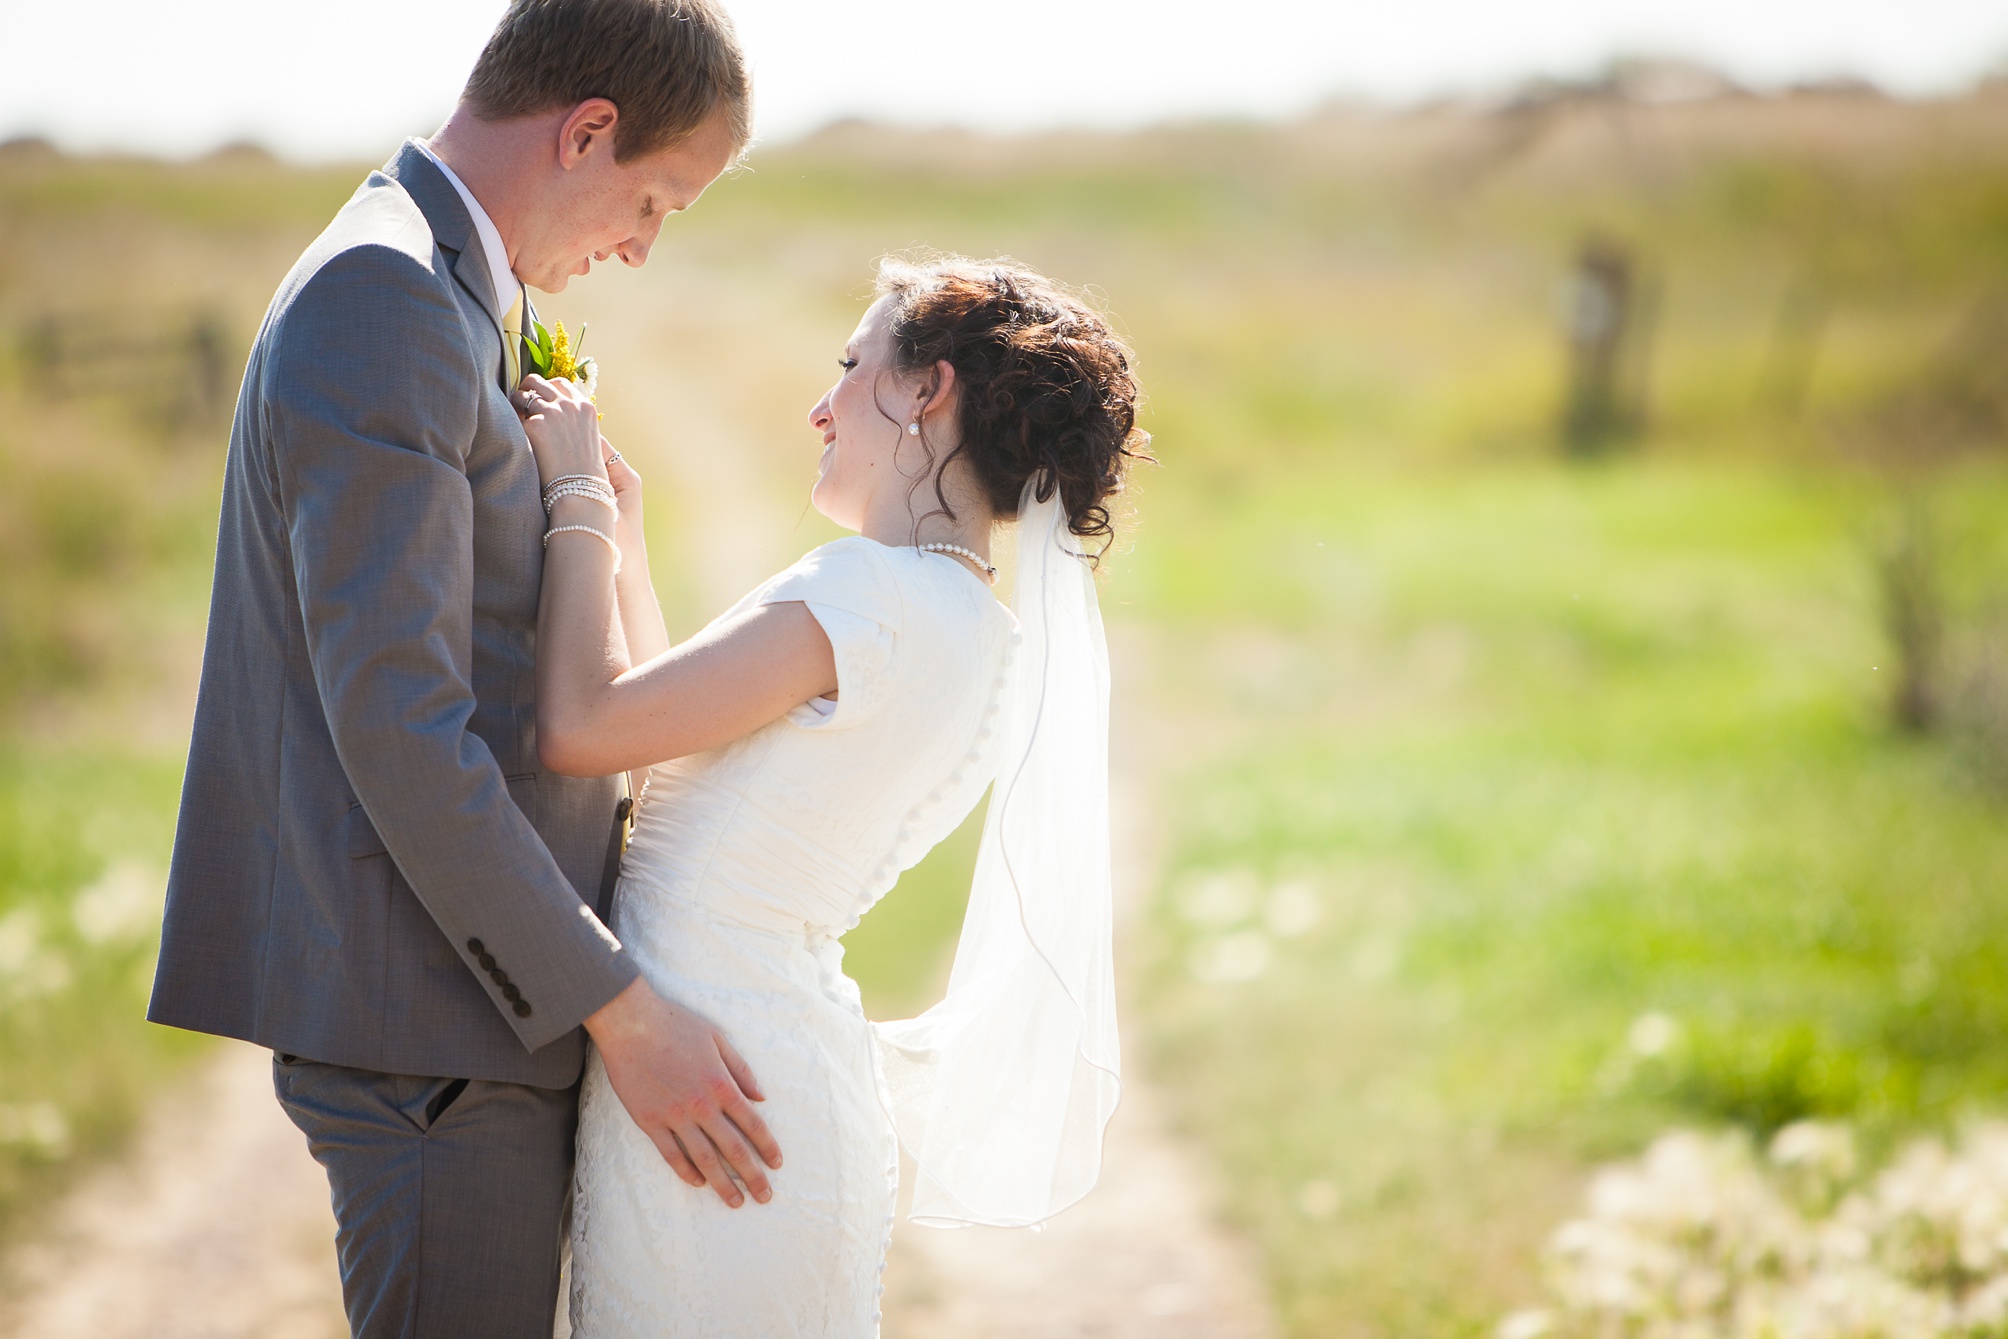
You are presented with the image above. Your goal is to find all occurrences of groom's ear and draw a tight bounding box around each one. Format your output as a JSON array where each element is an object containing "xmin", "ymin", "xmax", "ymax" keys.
[{"xmin": 556, "ymin": 98, "xmax": 621, "ymax": 170}]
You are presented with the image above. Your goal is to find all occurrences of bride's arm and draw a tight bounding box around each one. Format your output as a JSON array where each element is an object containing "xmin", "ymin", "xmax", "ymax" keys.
[
  {"xmin": 519, "ymin": 376, "xmax": 838, "ymax": 778},
  {"xmin": 605, "ymin": 450, "xmax": 671, "ymax": 665},
  {"xmin": 541, "ymin": 593, "xmax": 836, "ymax": 776},
  {"xmin": 603, "ymin": 450, "xmax": 670, "ymax": 797}
]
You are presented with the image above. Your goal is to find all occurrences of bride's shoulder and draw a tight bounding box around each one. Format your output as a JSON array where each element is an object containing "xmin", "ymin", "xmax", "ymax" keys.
[
  {"xmin": 790, "ymin": 534, "xmax": 893, "ymax": 574},
  {"xmin": 754, "ymin": 536, "xmax": 905, "ymax": 630},
  {"xmin": 775, "ymin": 535, "xmax": 901, "ymax": 596}
]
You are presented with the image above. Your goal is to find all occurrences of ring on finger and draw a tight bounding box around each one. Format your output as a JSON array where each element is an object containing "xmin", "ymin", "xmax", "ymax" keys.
[{"xmin": 606, "ymin": 450, "xmax": 623, "ymax": 465}]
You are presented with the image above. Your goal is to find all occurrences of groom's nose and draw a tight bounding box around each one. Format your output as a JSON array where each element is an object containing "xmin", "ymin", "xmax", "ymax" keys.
[{"xmin": 618, "ymin": 215, "xmax": 669, "ymax": 268}]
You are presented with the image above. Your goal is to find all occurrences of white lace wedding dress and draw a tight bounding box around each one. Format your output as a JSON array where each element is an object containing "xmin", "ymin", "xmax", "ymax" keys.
[{"xmin": 568, "ymin": 537, "xmax": 1019, "ymax": 1338}]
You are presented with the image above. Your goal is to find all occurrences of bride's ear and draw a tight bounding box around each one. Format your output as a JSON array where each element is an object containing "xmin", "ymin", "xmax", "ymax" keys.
[{"xmin": 919, "ymin": 360, "xmax": 958, "ymax": 421}]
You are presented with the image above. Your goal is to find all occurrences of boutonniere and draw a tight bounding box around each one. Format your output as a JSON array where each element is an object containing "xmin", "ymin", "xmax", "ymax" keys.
[{"xmin": 523, "ymin": 318, "xmax": 599, "ymax": 400}]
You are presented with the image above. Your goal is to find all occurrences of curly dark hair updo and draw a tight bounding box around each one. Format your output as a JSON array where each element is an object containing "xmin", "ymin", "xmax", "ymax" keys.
[{"xmin": 875, "ymin": 256, "xmax": 1150, "ymax": 554}]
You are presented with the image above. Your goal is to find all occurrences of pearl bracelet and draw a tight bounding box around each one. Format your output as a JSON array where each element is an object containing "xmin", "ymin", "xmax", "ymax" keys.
[
  {"xmin": 542, "ymin": 473, "xmax": 615, "ymax": 507},
  {"xmin": 544, "ymin": 523, "xmax": 622, "ymax": 575},
  {"xmin": 543, "ymin": 480, "xmax": 618, "ymax": 514}
]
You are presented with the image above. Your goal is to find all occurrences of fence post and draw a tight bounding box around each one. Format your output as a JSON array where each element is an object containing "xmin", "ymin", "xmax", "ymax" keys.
[
  {"xmin": 1879, "ymin": 491, "xmax": 1943, "ymax": 733},
  {"xmin": 1562, "ymin": 238, "xmax": 1640, "ymax": 456},
  {"xmin": 20, "ymin": 315, "xmax": 64, "ymax": 395},
  {"xmin": 188, "ymin": 313, "xmax": 227, "ymax": 417}
]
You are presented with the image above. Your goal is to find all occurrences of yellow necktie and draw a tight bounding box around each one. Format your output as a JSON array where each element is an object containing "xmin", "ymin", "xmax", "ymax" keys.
[{"xmin": 501, "ymin": 288, "xmax": 524, "ymax": 389}]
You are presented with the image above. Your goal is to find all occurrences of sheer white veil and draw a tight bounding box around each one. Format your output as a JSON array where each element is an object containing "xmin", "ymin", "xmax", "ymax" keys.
[{"xmin": 873, "ymin": 476, "xmax": 1123, "ymax": 1228}]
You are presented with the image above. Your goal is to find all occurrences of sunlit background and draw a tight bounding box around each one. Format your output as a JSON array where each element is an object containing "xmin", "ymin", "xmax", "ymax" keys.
[
  {"xmin": 6, "ymin": 0, "xmax": 2008, "ymax": 154},
  {"xmin": 5, "ymin": 2, "xmax": 2008, "ymax": 1336}
]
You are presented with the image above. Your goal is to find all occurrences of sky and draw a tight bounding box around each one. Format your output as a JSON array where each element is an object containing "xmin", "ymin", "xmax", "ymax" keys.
[{"xmin": 5, "ymin": 0, "xmax": 2006, "ymax": 161}]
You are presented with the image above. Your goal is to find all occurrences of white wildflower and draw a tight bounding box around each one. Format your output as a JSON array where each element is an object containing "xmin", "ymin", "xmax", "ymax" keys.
[
  {"xmin": 0, "ymin": 908, "xmax": 37, "ymax": 975},
  {"xmin": 1497, "ymin": 1310, "xmax": 1553, "ymax": 1339},
  {"xmin": 1190, "ymin": 930, "xmax": 1271, "ymax": 984},
  {"xmin": 0, "ymin": 908, "xmax": 70, "ymax": 1003},
  {"xmin": 72, "ymin": 861, "xmax": 162, "ymax": 945},
  {"xmin": 1521, "ymin": 1120, "xmax": 2008, "ymax": 1339},
  {"xmin": 1771, "ymin": 1120, "xmax": 1858, "ymax": 1215},
  {"xmin": 1627, "ymin": 1011, "xmax": 1680, "ymax": 1059},
  {"xmin": 0, "ymin": 1102, "xmax": 71, "ymax": 1158},
  {"xmin": 1176, "ymin": 870, "xmax": 1259, "ymax": 928},
  {"xmin": 1960, "ymin": 1271, "xmax": 2008, "ymax": 1330},
  {"xmin": 1264, "ymin": 880, "xmax": 1322, "ymax": 938},
  {"xmin": 1771, "ymin": 1120, "xmax": 1856, "ymax": 1181},
  {"xmin": 1296, "ymin": 1178, "xmax": 1340, "ymax": 1219}
]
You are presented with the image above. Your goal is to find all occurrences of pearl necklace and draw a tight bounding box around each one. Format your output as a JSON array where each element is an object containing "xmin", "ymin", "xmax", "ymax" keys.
[{"xmin": 917, "ymin": 542, "xmax": 997, "ymax": 583}]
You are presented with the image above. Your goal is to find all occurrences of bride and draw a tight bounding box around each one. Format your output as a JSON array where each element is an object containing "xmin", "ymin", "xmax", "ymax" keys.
[{"xmin": 513, "ymin": 256, "xmax": 1147, "ymax": 1336}]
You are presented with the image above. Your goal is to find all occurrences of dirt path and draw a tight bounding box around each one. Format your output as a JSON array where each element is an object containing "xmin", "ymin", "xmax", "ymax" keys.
[
  {"xmin": 895, "ymin": 1092, "xmax": 1269, "ymax": 1339},
  {"xmin": 878, "ymin": 760, "xmax": 1273, "ymax": 1339},
  {"xmin": 882, "ymin": 1042, "xmax": 1274, "ymax": 1339},
  {"xmin": 0, "ymin": 1041, "xmax": 344, "ymax": 1339}
]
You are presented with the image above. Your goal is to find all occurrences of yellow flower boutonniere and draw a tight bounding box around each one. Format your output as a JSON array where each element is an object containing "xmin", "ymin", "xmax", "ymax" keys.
[{"xmin": 523, "ymin": 318, "xmax": 599, "ymax": 400}]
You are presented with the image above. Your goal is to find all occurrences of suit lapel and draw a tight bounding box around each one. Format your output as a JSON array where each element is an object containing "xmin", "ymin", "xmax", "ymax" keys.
[
  {"xmin": 455, "ymin": 246, "xmax": 507, "ymax": 347},
  {"xmin": 384, "ymin": 141, "xmax": 509, "ymax": 383}
]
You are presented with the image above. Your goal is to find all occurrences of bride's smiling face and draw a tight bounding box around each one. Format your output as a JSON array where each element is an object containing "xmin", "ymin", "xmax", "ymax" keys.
[{"xmin": 807, "ymin": 299, "xmax": 930, "ymax": 530}]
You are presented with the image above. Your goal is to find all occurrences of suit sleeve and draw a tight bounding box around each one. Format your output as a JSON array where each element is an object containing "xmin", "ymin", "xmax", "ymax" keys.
[{"xmin": 267, "ymin": 243, "xmax": 637, "ymax": 1053}]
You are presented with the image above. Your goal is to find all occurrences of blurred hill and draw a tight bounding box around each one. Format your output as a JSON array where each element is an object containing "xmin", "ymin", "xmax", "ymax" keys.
[
  {"xmin": 757, "ymin": 80, "xmax": 2008, "ymax": 463},
  {"xmin": 795, "ymin": 71, "xmax": 2008, "ymax": 187}
]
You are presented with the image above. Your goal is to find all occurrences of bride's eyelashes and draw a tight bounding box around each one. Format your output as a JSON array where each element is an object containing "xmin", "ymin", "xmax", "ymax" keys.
[{"xmin": 838, "ymin": 357, "xmax": 858, "ymax": 372}]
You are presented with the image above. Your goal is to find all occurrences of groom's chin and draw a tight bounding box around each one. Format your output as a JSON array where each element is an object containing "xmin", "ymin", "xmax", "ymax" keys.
[{"xmin": 523, "ymin": 258, "xmax": 585, "ymax": 294}]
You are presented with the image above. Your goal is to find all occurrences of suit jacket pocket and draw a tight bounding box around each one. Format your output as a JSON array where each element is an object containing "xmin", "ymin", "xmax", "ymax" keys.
[
  {"xmin": 506, "ymin": 773, "xmax": 537, "ymax": 826},
  {"xmin": 345, "ymin": 803, "xmax": 388, "ymax": 859}
]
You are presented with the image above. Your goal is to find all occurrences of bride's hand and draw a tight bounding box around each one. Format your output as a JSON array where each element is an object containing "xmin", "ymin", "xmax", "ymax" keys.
[
  {"xmin": 513, "ymin": 374, "xmax": 604, "ymax": 488},
  {"xmin": 597, "ymin": 434, "xmax": 652, "ymax": 576},
  {"xmin": 604, "ymin": 439, "xmax": 641, "ymax": 500}
]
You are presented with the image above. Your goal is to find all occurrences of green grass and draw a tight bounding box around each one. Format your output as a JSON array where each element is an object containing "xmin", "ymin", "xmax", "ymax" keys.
[
  {"xmin": 0, "ymin": 743, "xmax": 204, "ymax": 1237},
  {"xmin": 843, "ymin": 805, "xmax": 985, "ymax": 1021},
  {"xmin": 1125, "ymin": 456, "xmax": 2008, "ymax": 1335}
]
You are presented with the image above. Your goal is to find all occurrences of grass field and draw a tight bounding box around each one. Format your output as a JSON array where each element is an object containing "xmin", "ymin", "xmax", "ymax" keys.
[
  {"xmin": 1127, "ymin": 455, "xmax": 2008, "ymax": 1333},
  {"xmin": 3, "ymin": 83, "xmax": 2007, "ymax": 1330}
]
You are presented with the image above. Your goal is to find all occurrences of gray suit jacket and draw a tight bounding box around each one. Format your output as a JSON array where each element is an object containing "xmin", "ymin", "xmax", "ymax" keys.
[{"xmin": 149, "ymin": 142, "xmax": 639, "ymax": 1088}]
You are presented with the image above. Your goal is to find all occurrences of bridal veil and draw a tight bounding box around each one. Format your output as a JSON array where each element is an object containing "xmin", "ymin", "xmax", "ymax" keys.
[{"xmin": 873, "ymin": 478, "xmax": 1124, "ymax": 1229}]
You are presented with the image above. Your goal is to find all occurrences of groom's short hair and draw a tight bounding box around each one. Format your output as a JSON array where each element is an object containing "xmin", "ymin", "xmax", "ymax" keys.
[{"xmin": 463, "ymin": 0, "xmax": 751, "ymax": 161}]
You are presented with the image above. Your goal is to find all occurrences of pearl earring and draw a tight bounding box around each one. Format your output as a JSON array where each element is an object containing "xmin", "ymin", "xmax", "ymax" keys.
[{"xmin": 907, "ymin": 421, "xmax": 921, "ymax": 436}]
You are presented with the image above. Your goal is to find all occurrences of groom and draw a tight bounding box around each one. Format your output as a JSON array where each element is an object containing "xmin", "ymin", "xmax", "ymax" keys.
[{"xmin": 149, "ymin": 2, "xmax": 777, "ymax": 1334}]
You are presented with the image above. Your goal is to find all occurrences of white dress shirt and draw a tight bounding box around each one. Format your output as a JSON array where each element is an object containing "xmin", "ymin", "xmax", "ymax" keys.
[{"xmin": 416, "ymin": 140, "xmax": 521, "ymax": 319}]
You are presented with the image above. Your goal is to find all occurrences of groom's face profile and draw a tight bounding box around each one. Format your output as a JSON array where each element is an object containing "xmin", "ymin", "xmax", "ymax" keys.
[{"xmin": 515, "ymin": 99, "xmax": 741, "ymax": 292}]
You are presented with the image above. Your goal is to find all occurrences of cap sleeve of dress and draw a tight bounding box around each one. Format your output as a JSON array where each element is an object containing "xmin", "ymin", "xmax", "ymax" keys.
[{"xmin": 757, "ymin": 537, "xmax": 905, "ymax": 730}]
